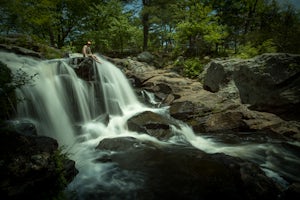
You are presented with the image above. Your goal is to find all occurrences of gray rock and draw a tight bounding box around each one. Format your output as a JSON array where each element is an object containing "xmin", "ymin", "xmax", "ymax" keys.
[{"xmin": 203, "ymin": 53, "xmax": 300, "ymax": 120}]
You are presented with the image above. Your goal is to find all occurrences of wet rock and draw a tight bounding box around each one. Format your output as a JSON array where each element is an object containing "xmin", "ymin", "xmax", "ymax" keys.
[
  {"xmin": 95, "ymin": 142, "xmax": 283, "ymax": 200},
  {"xmin": 127, "ymin": 111, "xmax": 180, "ymax": 140},
  {"xmin": 68, "ymin": 57, "xmax": 97, "ymax": 81},
  {"xmin": 0, "ymin": 124, "xmax": 78, "ymax": 199},
  {"xmin": 96, "ymin": 136, "xmax": 160, "ymax": 152}
]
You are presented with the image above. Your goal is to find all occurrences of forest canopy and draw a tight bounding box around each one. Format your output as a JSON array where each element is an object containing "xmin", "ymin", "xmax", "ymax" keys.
[{"xmin": 1, "ymin": 0, "xmax": 300, "ymax": 59}]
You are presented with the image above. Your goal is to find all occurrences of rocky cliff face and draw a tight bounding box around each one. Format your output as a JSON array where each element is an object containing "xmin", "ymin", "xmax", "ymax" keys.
[
  {"xmin": 110, "ymin": 53, "xmax": 300, "ymax": 142},
  {"xmin": 202, "ymin": 53, "xmax": 300, "ymax": 121},
  {"xmin": 0, "ymin": 121, "xmax": 78, "ymax": 199}
]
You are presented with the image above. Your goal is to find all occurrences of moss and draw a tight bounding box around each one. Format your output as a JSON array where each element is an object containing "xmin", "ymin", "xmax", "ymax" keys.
[
  {"xmin": 49, "ymin": 147, "xmax": 71, "ymax": 199},
  {"xmin": 183, "ymin": 58, "xmax": 205, "ymax": 78},
  {"xmin": 288, "ymin": 63, "xmax": 299, "ymax": 70},
  {"xmin": 52, "ymin": 148, "xmax": 69, "ymax": 187}
]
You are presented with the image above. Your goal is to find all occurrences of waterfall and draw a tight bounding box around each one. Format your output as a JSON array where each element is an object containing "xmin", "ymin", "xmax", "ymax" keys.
[
  {"xmin": 1, "ymin": 52, "xmax": 149, "ymax": 147},
  {"xmin": 1, "ymin": 51, "xmax": 300, "ymax": 199}
]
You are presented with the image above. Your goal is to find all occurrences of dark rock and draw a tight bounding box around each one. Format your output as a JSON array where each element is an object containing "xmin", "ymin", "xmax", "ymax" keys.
[
  {"xmin": 137, "ymin": 51, "xmax": 155, "ymax": 63},
  {"xmin": 68, "ymin": 57, "xmax": 97, "ymax": 81},
  {"xmin": 98, "ymin": 143, "xmax": 283, "ymax": 200},
  {"xmin": 203, "ymin": 53, "xmax": 300, "ymax": 121},
  {"xmin": 282, "ymin": 182, "xmax": 300, "ymax": 199},
  {"xmin": 127, "ymin": 111, "xmax": 180, "ymax": 140},
  {"xmin": 169, "ymin": 101, "xmax": 195, "ymax": 120},
  {"xmin": 0, "ymin": 124, "xmax": 78, "ymax": 199},
  {"xmin": 96, "ymin": 136, "xmax": 160, "ymax": 152},
  {"xmin": 5, "ymin": 119, "xmax": 37, "ymax": 136}
]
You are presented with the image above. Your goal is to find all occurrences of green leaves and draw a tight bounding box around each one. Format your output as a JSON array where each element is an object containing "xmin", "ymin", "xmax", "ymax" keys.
[
  {"xmin": 1, "ymin": 0, "xmax": 300, "ymax": 57},
  {"xmin": 83, "ymin": 0, "xmax": 142, "ymax": 53},
  {"xmin": 183, "ymin": 58, "xmax": 204, "ymax": 78},
  {"xmin": 173, "ymin": 1, "xmax": 227, "ymax": 57}
]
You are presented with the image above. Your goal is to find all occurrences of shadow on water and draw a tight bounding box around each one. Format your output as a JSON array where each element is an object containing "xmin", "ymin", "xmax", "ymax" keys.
[{"xmin": 198, "ymin": 131, "xmax": 300, "ymax": 185}]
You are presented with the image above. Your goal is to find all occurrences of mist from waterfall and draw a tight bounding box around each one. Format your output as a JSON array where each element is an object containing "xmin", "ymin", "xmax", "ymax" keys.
[{"xmin": 1, "ymin": 51, "xmax": 300, "ymax": 199}]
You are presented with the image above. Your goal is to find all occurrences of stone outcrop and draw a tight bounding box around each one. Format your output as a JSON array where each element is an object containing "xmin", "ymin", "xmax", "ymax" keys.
[
  {"xmin": 202, "ymin": 53, "xmax": 300, "ymax": 121},
  {"xmin": 94, "ymin": 136, "xmax": 283, "ymax": 200},
  {"xmin": 68, "ymin": 57, "xmax": 97, "ymax": 81},
  {"xmin": 0, "ymin": 121, "xmax": 78, "ymax": 199},
  {"xmin": 127, "ymin": 111, "xmax": 181, "ymax": 140},
  {"xmin": 111, "ymin": 53, "xmax": 300, "ymax": 141}
]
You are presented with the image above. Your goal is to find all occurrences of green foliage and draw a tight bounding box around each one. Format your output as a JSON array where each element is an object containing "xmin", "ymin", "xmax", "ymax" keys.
[
  {"xmin": 52, "ymin": 147, "xmax": 69, "ymax": 190},
  {"xmin": 61, "ymin": 43, "xmax": 76, "ymax": 54},
  {"xmin": 236, "ymin": 42, "xmax": 259, "ymax": 59},
  {"xmin": 39, "ymin": 146, "xmax": 72, "ymax": 200},
  {"xmin": 259, "ymin": 39, "xmax": 277, "ymax": 54},
  {"xmin": 1, "ymin": 0, "xmax": 91, "ymax": 47},
  {"xmin": 39, "ymin": 45, "xmax": 63, "ymax": 59},
  {"xmin": 182, "ymin": 58, "xmax": 204, "ymax": 79},
  {"xmin": 235, "ymin": 39, "xmax": 277, "ymax": 59},
  {"xmin": 288, "ymin": 63, "xmax": 300, "ymax": 70},
  {"xmin": 172, "ymin": 1, "xmax": 228, "ymax": 57},
  {"xmin": 78, "ymin": 0, "xmax": 142, "ymax": 54},
  {"xmin": 1, "ymin": 0, "xmax": 300, "ymax": 58},
  {"xmin": 0, "ymin": 61, "xmax": 38, "ymax": 120}
]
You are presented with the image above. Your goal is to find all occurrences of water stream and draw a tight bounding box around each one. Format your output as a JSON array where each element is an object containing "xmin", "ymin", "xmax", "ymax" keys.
[{"xmin": 1, "ymin": 51, "xmax": 299, "ymax": 199}]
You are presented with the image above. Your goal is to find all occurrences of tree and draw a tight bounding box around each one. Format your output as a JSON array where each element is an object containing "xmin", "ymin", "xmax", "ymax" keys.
[
  {"xmin": 82, "ymin": 0, "xmax": 142, "ymax": 54},
  {"xmin": 210, "ymin": 0, "xmax": 300, "ymax": 55},
  {"xmin": 1, "ymin": 0, "xmax": 95, "ymax": 48},
  {"xmin": 172, "ymin": 0, "xmax": 228, "ymax": 57},
  {"xmin": 273, "ymin": 4, "xmax": 300, "ymax": 53}
]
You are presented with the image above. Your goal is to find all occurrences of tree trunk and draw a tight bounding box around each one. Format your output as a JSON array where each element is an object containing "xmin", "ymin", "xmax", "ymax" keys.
[
  {"xmin": 142, "ymin": 13, "xmax": 149, "ymax": 51},
  {"xmin": 49, "ymin": 27, "xmax": 55, "ymax": 47},
  {"xmin": 244, "ymin": 0, "xmax": 258, "ymax": 34},
  {"xmin": 142, "ymin": 0, "xmax": 151, "ymax": 51}
]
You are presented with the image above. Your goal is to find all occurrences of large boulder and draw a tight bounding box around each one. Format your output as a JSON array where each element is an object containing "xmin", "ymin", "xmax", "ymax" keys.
[
  {"xmin": 127, "ymin": 111, "xmax": 180, "ymax": 140},
  {"xmin": 0, "ymin": 123, "xmax": 78, "ymax": 199},
  {"xmin": 68, "ymin": 57, "xmax": 97, "ymax": 81},
  {"xmin": 203, "ymin": 53, "xmax": 300, "ymax": 121},
  {"xmin": 94, "ymin": 137, "xmax": 283, "ymax": 200}
]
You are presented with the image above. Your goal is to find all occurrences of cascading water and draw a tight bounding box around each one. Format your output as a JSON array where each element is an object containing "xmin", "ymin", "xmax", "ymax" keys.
[{"xmin": 1, "ymin": 51, "xmax": 300, "ymax": 199}]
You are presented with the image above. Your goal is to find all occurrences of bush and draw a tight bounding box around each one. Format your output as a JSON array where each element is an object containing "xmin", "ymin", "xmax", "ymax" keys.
[
  {"xmin": 236, "ymin": 42, "xmax": 259, "ymax": 59},
  {"xmin": 182, "ymin": 58, "xmax": 204, "ymax": 78},
  {"xmin": 236, "ymin": 39, "xmax": 277, "ymax": 59}
]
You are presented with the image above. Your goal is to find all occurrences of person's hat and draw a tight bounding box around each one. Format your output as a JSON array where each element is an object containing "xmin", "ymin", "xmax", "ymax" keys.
[{"xmin": 87, "ymin": 41, "xmax": 92, "ymax": 45}]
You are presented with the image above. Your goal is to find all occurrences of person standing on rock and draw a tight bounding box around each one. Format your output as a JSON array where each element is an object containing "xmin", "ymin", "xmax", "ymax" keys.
[{"xmin": 82, "ymin": 41, "xmax": 101, "ymax": 63}]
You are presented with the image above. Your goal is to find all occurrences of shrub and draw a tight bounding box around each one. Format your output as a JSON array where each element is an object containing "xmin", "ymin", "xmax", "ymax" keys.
[{"xmin": 183, "ymin": 58, "xmax": 204, "ymax": 78}]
